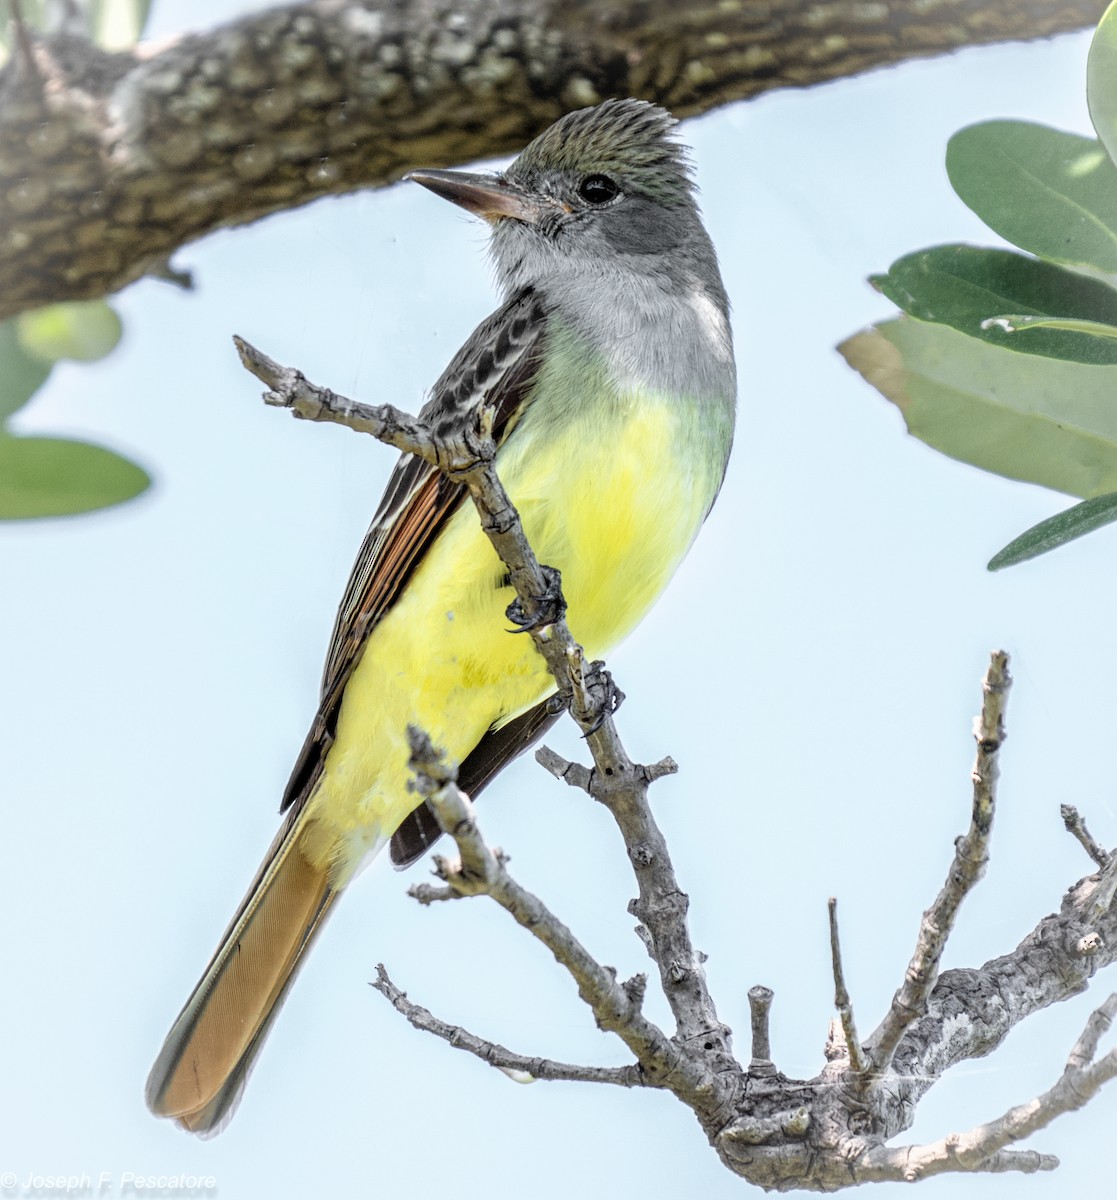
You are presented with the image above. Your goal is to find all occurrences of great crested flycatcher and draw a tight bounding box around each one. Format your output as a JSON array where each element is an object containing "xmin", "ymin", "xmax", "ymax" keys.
[{"xmin": 146, "ymin": 98, "xmax": 737, "ymax": 1135}]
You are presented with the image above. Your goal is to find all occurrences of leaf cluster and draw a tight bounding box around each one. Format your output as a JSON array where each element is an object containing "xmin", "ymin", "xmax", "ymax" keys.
[{"xmin": 841, "ymin": 0, "xmax": 1117, "ymax": 568}]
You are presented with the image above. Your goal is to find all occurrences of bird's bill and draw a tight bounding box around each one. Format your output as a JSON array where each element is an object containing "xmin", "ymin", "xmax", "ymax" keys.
[{"xmin": 406, "ymin": 169, "xmax": 545, "ymax": 224}]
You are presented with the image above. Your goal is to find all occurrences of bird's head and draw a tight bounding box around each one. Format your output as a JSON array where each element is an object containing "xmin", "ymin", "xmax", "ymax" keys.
[{"xmin": 408, "ymin": 99, "xmax": 714, "ymax": 300}]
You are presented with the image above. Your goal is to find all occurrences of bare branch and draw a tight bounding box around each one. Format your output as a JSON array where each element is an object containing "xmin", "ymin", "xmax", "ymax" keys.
[
  {"xmin": 867, "ymin": 650, "xmax": 1011, "ymax": 1070},
  {"xmin": 747, "ymin": 985, "xmax": 776, "ymax": 1076},
  {"xmin": 828, "ymin": 898, "xmax": 867, "ymax": 1078},
  {"xmin": 235, "ymin": 336, "xmax": 442, "ymax": 463},
  {"xmin": 643, "ymin": 756, "xmax": 680, "ymax": 783},
  {"xmin": 371, "ymin": 964, "xmax": 649, "ymax": 1087},
  {"xmin": 1069, "ymin": 991, "xmax": 1117, "ymax": 1068},
  {"xmin": 534, "ymin": 744, "xmax": 593, "ymax": 793},
  {"xmin": 243, "ymin": 347, "xmax": 1117, "ymax": 1191},
  {"xmin": 1061, "ymin": 804, "xmax": 1110, "ymax": 869},
  {"xmin": 534, "ymin": 746, "xmax": 676, "ymax": 794},
  {"xmin": 402, "ymin": 728, "xmax": 709, "ymax": 1096},
  {"xmin": 407, "ymin": 881, "xmax": 466, "ymax": 905},
  {"xmin": 856, "ymin": 1142, "xmax": 1059, "ymax": 1182},
  {"xmin": 973, "ymin": 650, "xmax": 1011, "ymax": 827}
]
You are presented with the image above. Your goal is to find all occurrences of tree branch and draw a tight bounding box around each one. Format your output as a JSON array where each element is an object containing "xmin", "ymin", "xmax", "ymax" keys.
[
  {"xmin": 747, "ymin": 985, "xmax": 776, "ymax": 1075},
  {"xmin": 859, "ymin": 993, "xmax": 1117, "ymax": 1182},
  {"xmin": 1062, "ymin": 803, "xmax": 1111, "ymax": 869},
  {"xmin": 401, "ymin": 727, "xmax": 709, "ymax": 1097},
  {"xmin": 371, "ymin": 963, "xmax": 649, "ymax": 1087},
  {"xmin": 828, "ymin": 897, "xmax": 868, "ymax": 1078},
  {"xmin": 0, "ymin": 0, "xmax": 1107, "ymax": 318},
  {"xmin": 866, "ymin": 650, "xmax": 1010, "ymax": 1071},
  {"xmin": 239, "ymin": 346, "xmax": 1117, "ymax": 1190}
]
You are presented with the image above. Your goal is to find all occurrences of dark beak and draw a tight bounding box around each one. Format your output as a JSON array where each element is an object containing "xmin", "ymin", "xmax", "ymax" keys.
[{"xmin": 406, "ymin": 169, "xmax": 543, "ymax": 224}]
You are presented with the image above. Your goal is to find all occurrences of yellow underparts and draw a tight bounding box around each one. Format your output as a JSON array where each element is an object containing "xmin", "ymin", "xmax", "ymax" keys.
[{"xmin": 301, "ymin": 389, "xmax": 719, "ymax": 884}]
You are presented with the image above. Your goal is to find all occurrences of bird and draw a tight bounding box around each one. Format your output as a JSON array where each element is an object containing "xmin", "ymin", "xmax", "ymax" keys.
[{"xmin": 146, "ymin": 97, "xmax": 737, "ymax": 1135}]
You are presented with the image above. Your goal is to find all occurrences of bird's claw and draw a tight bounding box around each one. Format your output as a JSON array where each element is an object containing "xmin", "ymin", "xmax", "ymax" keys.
[
  {"xmin": 577, "ymin": 660, "xmax": 625, "ymax": 735},
  {"xmin": 506, "ymin": 564, "xmax": 567, "ymax": 632}
]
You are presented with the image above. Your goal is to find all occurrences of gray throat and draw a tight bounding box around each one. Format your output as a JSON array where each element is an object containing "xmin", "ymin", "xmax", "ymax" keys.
[{"xmin": 497, "ymin": 246, "xmax": 736, "ymax": 405}]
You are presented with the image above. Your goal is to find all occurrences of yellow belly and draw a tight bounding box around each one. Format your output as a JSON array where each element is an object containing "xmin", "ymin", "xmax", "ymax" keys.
[{"xmin": 301, "ymin": 391, "xmax": 718, "ymax": 881}]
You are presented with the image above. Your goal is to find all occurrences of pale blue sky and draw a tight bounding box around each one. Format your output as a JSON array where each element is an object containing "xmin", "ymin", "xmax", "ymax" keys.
[{"xmin": 3, "ymin": 6, "xmax": 1115, "ymax": 1198}]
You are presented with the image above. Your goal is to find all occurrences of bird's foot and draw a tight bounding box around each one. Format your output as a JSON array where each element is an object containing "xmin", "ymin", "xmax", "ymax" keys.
[
  {"xmin": 576, "ymin": 659, "xmax": 625, "ymax": 735},
  {"xmin": 506, "ymin": 564, "xmax": 567, "ymax": 632},
  {"xmin": 436, "ymin": 411, "xmax": 496, "ymax": 481}
]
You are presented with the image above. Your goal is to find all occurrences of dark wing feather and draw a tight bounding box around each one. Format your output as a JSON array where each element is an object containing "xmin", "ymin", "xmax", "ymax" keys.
[
  {"xmin": 280, "ymin": 288, "xmax": 549, "ymax": 819},
  {"xmin": 389, "ymin": 693, "xmax": 567, "ymax": 868}
]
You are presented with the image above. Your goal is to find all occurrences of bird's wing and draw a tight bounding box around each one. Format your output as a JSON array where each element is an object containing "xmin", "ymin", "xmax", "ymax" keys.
[{"xmin": 280, "ymin": 287, "xmax": 553, "ymax": 823}]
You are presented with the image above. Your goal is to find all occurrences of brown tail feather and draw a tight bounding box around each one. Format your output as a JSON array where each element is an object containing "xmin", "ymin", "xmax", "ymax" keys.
[{"xmin": 146, "ymin": 810, "xmax": 338, "ymax": 1135}]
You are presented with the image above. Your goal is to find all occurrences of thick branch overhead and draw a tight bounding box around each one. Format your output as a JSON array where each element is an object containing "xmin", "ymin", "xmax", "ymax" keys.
[{"xmin": 0, "ymin": 0, "xmax": 1107, "ymax": 317}]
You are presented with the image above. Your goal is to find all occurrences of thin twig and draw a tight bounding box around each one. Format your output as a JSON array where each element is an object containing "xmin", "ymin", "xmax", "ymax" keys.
[
  {"xmin": 534, "ymin": 745, "xmax": 593, "ymax": 793},
  {"xmin": 235, "ymin": 337, "xmax": 443, "ymax": 464},
  {"xmin": 747, "ymin": 986, "xmax": 775, "ymax": 1076},
  {"xmin": 643, "ymin": 756, "xmax": 680, "ymax": 783},
  {"xmin": 828, "ymin": 898, "xmax": 867, "ymax": 1077},
  {"xmin": 535, "ymin": 745, "xmax": 675, "ymax": 792},
  {"xmin": 866, "ymin": 651, "xmax": 1011, "ymax": 1071},
  {"xmin": 1060, "ymin": 804, "xmax": 1110, "ymax": 869},
  {"xmin": 857, "ymin": 1142, "xmax": 1058, "ymax": 1182},
  {"xmin": 371, "ymin": 964, "xmax": 649, "ymax": 1087},
  {"xmin": 407, "ymin": 881, "xmax": 466, "ymax": 905}
]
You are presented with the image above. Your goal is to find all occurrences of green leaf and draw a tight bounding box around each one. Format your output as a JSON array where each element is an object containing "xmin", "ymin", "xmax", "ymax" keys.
[
  {"xmin": 1089, "ymin": 2, "xmax": 1117, "ymax": 171},
  {"xmin": 871, "ymin": 245, "xmax": 1117, "ymax": 364},
  {"xmin": 0, "ymin": 434, "xmax": 150, "ymax": 518},
  {"xmin": 17, "ymin": 300, "xmax": 123, "ymax": 364},
  {"xmin": 838, "ymin": 317, "xmax": 1117, "ymax": 499},
  {"xmin": 946, "ymin": 121, "xmax": 1117, "ymax": 273},
  {"xmin": 0, "ymin": 318, "xmax": 52, "ymax": 422},
  {"xmin": 89, "ymin": 0, "xmax": 152, "ymax": 49},
  {"xmin": 988, "ymin": 491, "xmax": 1117, "ymax": 569}
]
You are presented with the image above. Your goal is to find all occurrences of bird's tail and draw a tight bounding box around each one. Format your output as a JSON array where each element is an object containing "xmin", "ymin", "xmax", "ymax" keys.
[{"xmin": 145, "ymin": 807, "xmax": 339, "ymax": 1136}]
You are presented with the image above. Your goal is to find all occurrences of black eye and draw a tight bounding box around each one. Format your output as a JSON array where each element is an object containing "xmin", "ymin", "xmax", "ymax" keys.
[{"xmin": 578, "ymin": 174, "xmax": 619, "ymax": 205}]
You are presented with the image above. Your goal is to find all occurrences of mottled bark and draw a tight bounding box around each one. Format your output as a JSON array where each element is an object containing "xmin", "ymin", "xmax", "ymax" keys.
[{"xmin": 0, "ymin": 0, "xmax": 1107, "ymax": 319}]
